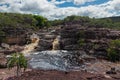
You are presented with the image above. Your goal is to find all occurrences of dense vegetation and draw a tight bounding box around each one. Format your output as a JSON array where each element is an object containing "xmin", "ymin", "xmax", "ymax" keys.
[
  {"xmin": 0, "ymin": 13, "xmax": 120, "ymax": 32},
  {"xmin": 0, "ymin": 13, "xmax": 50, "ymax": 29},
  {"xmin": 0, "ymin": 13, "xmax": 50, "ymax": 42},
  {"xmin": 50, "ymin": 15, "xmax": 120, "ymax": 29}
]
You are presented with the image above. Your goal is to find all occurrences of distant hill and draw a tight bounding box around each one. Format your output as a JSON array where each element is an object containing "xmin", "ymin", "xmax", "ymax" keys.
[
  {"xmin": 50, "ymin": 15, "xmax": 120, "ymax": 29},
  {"xmin": 0, "ymin": 12, "xmax": 120, "ymax": 29},
  {"xmin": 0, "ymin": 13, "xmax": 50, "ymax": 29},
  {"xmin": 0, "ymin": 12, "xmax": 50, "ymax": 43},
  {"xmin": 104, "ymin": 16, "xmax": 120, "ymax": 22}
]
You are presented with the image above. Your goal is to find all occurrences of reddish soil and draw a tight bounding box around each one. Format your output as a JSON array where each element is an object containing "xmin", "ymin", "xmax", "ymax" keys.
[
  {"xmin": 0, "ymin": 68, "xmax": 31, "ymax": 80},
  {"xmin": 7, "ymin": 69, "xmax": 115, "ymax": 80},
  {"xmin": 0, "ymin": 68, "xmax": 15, "ymax": 80},
  {"xmin": 0, "ymin": 53, "xmax": 120, "ymax": 80}
]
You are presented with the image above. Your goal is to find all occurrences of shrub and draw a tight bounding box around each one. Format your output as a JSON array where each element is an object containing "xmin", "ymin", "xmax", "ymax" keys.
[
  {"xmin": 7, "ymin": 53, "xmax": 27, "ymax": 76},
  {"xmin": 107, "ymin": 39, "xmax": 120, "ymax": 62}
]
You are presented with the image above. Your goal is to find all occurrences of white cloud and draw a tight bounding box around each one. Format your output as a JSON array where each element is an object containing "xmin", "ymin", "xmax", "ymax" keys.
[
  {"xmin": 107, "ymin": 0, "xmax": 120, "ymax": 11},
  {"xmin": 0, "ymin": 0, "xmax": 13, "ymax": 4},
  {"xmin": 73, "ymin": 0, "xmax": 95, "ymax": 5},
  {"xmin": 50, "ymin": 0, "xmax": 66, "ymax": 5},
  {"xmin": 0, "ymin": 0, "xmax": 120, "ymax": 20}
]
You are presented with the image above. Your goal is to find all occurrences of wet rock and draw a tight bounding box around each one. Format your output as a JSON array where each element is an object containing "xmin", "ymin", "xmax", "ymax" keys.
[
  {"xmin": 44, "ymin": 34, "xmax": 56, "ymax": 39},
  {"xmin": 64, "ymin": 45, "xmax": 79, "ymax": 50},
  {"xmin": 36, "ymin": 40, "xmax": 52, "ymax": 51}
]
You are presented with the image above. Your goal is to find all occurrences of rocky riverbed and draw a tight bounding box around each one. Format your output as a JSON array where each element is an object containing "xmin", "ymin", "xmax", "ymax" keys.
[
  {"xmin": 0, "ymin": 26, "xmax": 120, "ymax": 80},
  {"xmin": 1, "ymin": 50, "xmax": 120, "ymax": 80}
]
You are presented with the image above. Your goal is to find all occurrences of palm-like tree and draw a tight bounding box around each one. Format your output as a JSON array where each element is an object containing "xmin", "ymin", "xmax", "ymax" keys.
[{"xmin": 7, "ymin": 53, "xmax": 27, "ymax": 76}]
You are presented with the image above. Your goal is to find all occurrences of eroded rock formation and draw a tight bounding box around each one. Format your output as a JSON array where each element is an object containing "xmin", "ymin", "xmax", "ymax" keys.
[{"xmin": 35, "ymin": 26, "xmax": 120, "ymax": 59}]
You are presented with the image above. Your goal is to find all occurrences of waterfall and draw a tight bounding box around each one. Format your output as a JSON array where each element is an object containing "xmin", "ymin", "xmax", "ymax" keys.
[
  {"xmin": 21, "ymin": 33, "xmax": 39, "ymax": 56},
  {"xmin": 52, "ymin": 36, "xmax": 61, "ymax": 50}
]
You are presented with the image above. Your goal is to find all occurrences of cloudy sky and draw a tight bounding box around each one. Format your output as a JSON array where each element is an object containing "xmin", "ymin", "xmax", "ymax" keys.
[{"xmin": 0, "ymin": 0, "xmax": 120, "ymax": 20}]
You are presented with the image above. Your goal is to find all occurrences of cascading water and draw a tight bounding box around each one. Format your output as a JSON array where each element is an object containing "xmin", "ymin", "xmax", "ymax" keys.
[
  {"xmin": 21, "ymin": 33, "xmax": 39, "ymax": 56},
  {"xmin": 52, "ymin": 36, "xmax": 61, "ymax": 50}
]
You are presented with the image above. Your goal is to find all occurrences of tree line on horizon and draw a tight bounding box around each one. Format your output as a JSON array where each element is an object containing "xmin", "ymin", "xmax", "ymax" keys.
[
  {"xmin": 0, "ymin": 12, "xmax": 120, "ymax": 42},
  {"xmin": 0, "ymin": 12, "xmax": 120, "ymax": 29},
  {"xmin": 49, "ymin": 15, "xmax": 120, "ymax": 29}
]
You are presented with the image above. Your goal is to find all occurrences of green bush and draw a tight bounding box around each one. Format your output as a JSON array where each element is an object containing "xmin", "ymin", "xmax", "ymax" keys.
[
  {"xmin": 107, "ymin": 40, "xmax": 120, "ymax": 62},
  {"xmin": 109, "ymin": 39, "xmax": 120, "ymax": 48},
  {"xmin": 78, "ymin": 39, "xmax": 85, "ymax": 47},
  {"xmin": 7, "ymin": 53, "xmax": 27, "ymax": 76}
]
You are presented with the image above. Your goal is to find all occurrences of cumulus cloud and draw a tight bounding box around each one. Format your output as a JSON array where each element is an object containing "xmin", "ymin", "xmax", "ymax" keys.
[
  {"xmin": 0, "ymin": 0, "xmax": 120, "ymax": 20},
  {"xmin": 107, "ymin": 0, "xmax": 120, "ymax": 11}
]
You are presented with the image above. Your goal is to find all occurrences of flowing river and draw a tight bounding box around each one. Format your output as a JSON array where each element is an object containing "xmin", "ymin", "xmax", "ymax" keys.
[{"xmin": 22, "ymin": 34, "xmax": 94, "ymax": 71}]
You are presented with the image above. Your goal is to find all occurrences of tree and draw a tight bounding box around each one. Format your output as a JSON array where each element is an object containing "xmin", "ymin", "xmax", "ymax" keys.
[
  {"xmin": 33, "ymin": 15, "xmax": 50, "ymax": 28},
  {"xmin": 7, "ymin": 53, "xmax": 27, "ymax": 76}
]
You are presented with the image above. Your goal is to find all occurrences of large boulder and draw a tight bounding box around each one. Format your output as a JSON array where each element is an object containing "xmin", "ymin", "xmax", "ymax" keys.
[{"xmin": 36, "ymin": 39, "xmax": 52, "ymax": 51}]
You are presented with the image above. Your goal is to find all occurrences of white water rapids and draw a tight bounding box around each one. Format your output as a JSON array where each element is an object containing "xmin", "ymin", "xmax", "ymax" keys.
[{"xmin": 21, "ymin": 33, "xmax": 39, "ymax": 56}]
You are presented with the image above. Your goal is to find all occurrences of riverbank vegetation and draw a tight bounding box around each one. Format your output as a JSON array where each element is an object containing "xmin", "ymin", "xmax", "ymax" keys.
[
  {"xmin": 107, "ymin": 39, "xmax": 120, "ymax": 62},
  {"xmin": 0, "ymin": 13, "xmax": 120, "ymax": 30}
]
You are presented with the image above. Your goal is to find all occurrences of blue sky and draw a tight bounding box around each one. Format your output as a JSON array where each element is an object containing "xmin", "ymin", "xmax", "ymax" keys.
[
  {"xmin": 55, "ymin": 0, "xmax": 109, "ymax": 7},
  {"xmin": 0, "ymin": 0, "xmax": 120, "ymax": 20}
]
